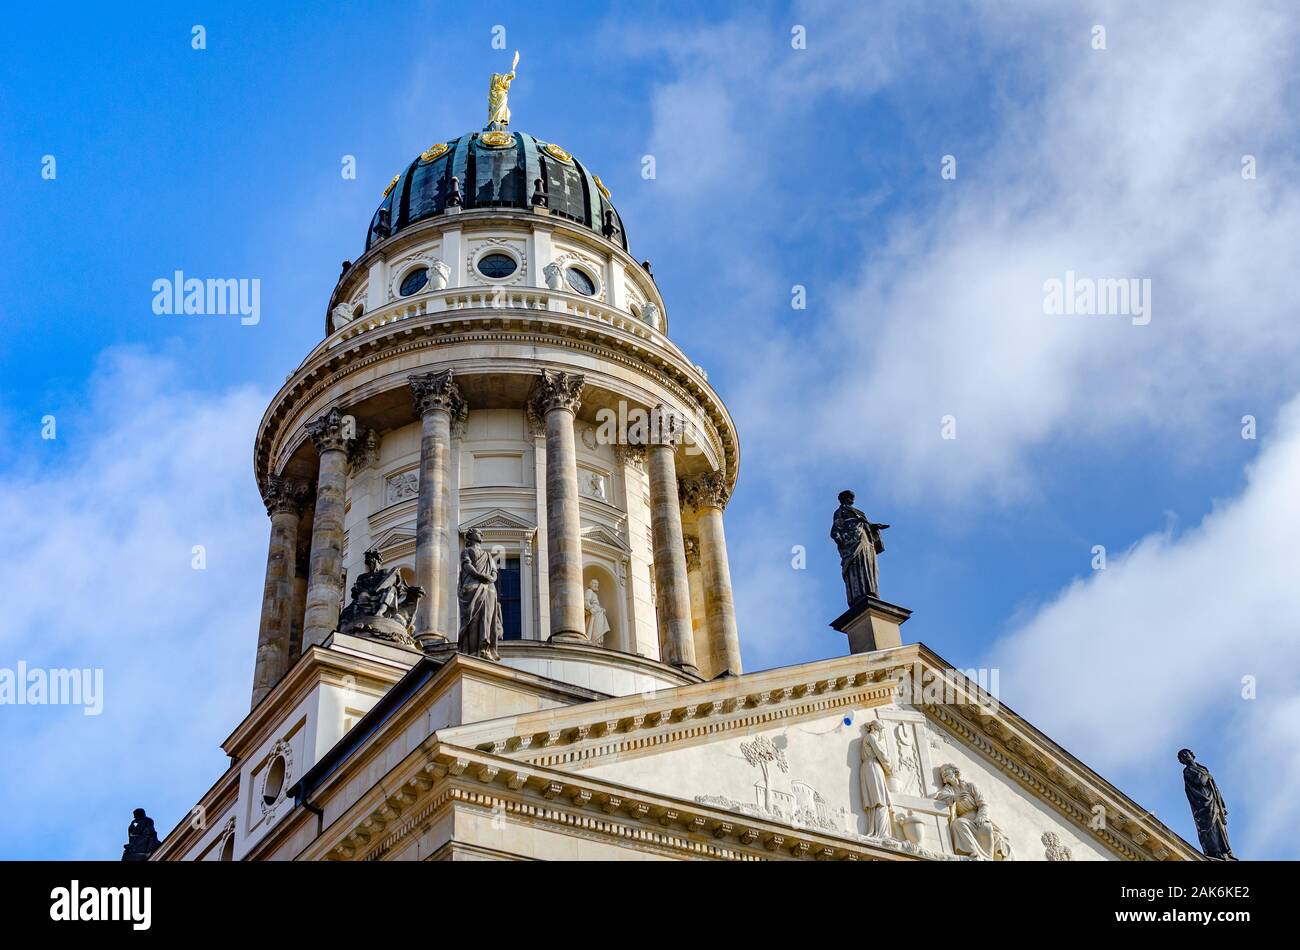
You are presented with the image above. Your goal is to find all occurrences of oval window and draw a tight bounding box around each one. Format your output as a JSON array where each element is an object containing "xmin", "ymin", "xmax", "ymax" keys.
[
  {"xmin": 399, "ymin": 267, "xmax": 429, "ymax": 296},
  {"xmin": 477, "ymin": 253, "xmax": 518, "ymax": 279},
  {"xmin": 565, "ymin": 267, "xmax": 596, "ymax": 296},
  {"xmin": 263, "ymin": 754, "xmax": 287, "ymax": 806}
]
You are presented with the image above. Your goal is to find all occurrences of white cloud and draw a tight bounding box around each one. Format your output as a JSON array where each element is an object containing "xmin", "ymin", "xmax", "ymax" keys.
[
  {"xmin": 987, "ymin": 393, "xmax": 1300, "ymax": 858},
  {"xmin": 0, "ymin": 349, "xmax": 268, "ymax": 858}
]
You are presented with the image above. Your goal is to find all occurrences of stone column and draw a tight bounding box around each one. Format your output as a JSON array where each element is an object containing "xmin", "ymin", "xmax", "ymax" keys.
[
  {"xmin": 302, "ymin": 407, "xmax": 353, "ymax": 651},
  {"xmin": 531, "ymin": 370, "xmax": 586, "ymax": 640},
  {"xmin": 684, "ymin": 535, "xmax": 710, "ymax": 678},
  {"xmin": 288, "ymin": 542, "xmax": 309, "ymax": 659},
  {"xmin": 682, "ymin": 471, "xmax": 743, "ymax": 676},
  {"xmin": 647, "ymin": 434, "xmax": 698, "ymax": 674},
  {"xmin": 251, "ymin": 476, "xmax": 309, "ymax": 707},
  {"xmin": 409, "ymin": 370, "xmax": 465, "ymax": 647}
]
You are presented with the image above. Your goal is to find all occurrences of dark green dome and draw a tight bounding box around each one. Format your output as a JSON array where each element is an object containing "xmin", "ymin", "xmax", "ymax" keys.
[{"xmin": 365, "ymin": 130, "xmax": 627, "ymax": 252}]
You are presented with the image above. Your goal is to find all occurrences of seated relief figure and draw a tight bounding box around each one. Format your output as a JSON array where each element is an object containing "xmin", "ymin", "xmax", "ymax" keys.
[
  {"xmin": 338, "ymin": 549, "xmax": 423, "ymax": 646},
  {"xmin": 935, "ymin": 763, "xmax": 1013, "ymax": 860},
  {"xmin": 458, "ymin": 528, "xmax": 503, "ymax": 660}
]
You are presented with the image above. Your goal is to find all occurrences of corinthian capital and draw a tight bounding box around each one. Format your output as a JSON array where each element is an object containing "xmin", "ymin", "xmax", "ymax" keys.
[
  {"xmin": 409, "ymin": 369, "xmax": 466, "ymax": 418},
  {"xmin": 261, "ymin": 475, "xmax": 310, "ymax": 516},
  {"xmin": 306, "ymin": 407, "xmax": 354, "ymax": 454},
  {"xmin": 679, "ymin": 471, "xmax": 730, "ymax": 511},
  {"xmin": 530, "ymin": 369, "xmax": 585, "ymax": 416}
]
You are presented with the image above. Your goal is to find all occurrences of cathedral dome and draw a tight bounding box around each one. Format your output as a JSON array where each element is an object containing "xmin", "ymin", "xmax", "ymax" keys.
[{"xmin": 365, "ymin": 130, "xmax": 628, "ymax": 253}]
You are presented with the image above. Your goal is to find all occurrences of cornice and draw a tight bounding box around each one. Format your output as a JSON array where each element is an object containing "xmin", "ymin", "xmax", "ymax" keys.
[{"xmin": 254, "ymin": 312, "xmax": 736, "ymax": 493}]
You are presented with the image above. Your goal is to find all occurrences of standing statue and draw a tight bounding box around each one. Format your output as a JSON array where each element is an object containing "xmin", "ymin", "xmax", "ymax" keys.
[
  {"xmin": 1179, "ymin": 749, "xmax": 1235, "ymax": 859},
  {"xmin": 859, "ymin": 720, "xmax": 895, "ymax": 838},
  {"xmin": 830, "ymin": 489, "xmax": 889, "ymax": 605},
  {"xmin": 585, "ymin": 579, "xmax": 611, "ymax": 645},
  {"xmin": 487, "ymin": 50, "xmax": 521, "ymax": 129},
  {"xmin": 936, "ymin": 764, "xmax": 1013, "ymax": 860},
  {"xmin": 458, "ymin": 528, "xmax": 503, "ymax": 660},
  {"xmin": 338, "ymin": 549, "xmax": 423, "ymax": 646},
  {"xmin": 121, "ymin": 808, "xmax": 160, "ymax": 862}
]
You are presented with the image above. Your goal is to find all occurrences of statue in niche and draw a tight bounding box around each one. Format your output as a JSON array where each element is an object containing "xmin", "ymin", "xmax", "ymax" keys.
[
  {"xmin": 1179, "ymin": 749, "xmax": 1235, "ymax": 859},
  {"xmin": 338, "ymin": 549, "xmax": 423, "ymax": 646},
  {"xmin": 458, "ymin": 529, "xmax": 503, "ymax": 660},
  {"xmin": 121, "ymin": 808, "xmax": 160, "ymax": 862},
  {"xmin": 936, "ymin": 763, "xmax": 1013, "ymax": 860},
  {"xmin": 830, "ymin": 489, "xmax": 889, "ymax": 605},
  {"xmin": 859, "ymin": 720, "xmax": 896, "ymax": 838},
  {"xmin": 585, "ymin": 579, "xmax": 611, "ymax": 645}
]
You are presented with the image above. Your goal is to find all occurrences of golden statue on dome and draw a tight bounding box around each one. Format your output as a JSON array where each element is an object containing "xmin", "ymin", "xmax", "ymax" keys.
[{"xmin": 487, "ymin": 50, "xmax": 520, "ymax": 129}]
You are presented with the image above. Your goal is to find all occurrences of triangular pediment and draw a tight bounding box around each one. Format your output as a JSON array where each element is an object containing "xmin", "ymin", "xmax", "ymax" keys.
[
  {"xmin": 434, "ymin": 644, "xmax": 1199, "ymax": 863},
  {"xmin": 580, "ymin": 523, "xmax": 630, "ymax": 554},
  {"xmin": 460, "ymin": 508, "xmax": 536, "ymax": 535}
]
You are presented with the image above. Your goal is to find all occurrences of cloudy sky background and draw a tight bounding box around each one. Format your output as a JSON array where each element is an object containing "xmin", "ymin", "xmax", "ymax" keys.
[{"xmin": 2, "ymin": 0, "xmax": 1298, "ymax": 857}]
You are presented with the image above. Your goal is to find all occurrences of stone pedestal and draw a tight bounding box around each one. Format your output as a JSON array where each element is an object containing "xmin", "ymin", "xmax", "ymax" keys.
[{"xmin": 830, "ymin": 596, "xmax": 912, "ymax": 655}]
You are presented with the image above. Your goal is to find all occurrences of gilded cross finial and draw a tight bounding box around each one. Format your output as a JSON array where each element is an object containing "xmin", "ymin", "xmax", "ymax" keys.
[{"xmin": 487, "ymin": 50, "xmax": 521, "ymax": 130}]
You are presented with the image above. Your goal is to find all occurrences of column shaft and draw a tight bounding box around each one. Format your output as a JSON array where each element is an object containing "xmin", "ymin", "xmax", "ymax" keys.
[
  {"xmin": 251, "ymin": 477, "xmax": 306, "ymax": 707},
  {"xmin": 532, "ymin": 371, "xmax": 586, "ymax": 640},
  {"xmin": 696, "ymin": 504, "xmax": 743, "ymax": 675},
  {"xmin": 647, "ymin": 443, "xmax": 698, "ymax": 673},
  {"xmin": 302, "ymin": 408, "xmax": 352, "ymax": 651},
  {"xmin": 409, "ymin": 370, "xmax": 465, "ymax": 646}
]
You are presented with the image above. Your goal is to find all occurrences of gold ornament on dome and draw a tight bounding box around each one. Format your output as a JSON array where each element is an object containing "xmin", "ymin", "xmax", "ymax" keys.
[
  {"xmin": 487, "ymin": 50, "xmax": 520, "ymax": 128},
  {"xmin": 592, "ymin": 175, "xmax": 611, "ymax": 199},
  {"xmin": 420, "ymin": 142, "xmax": 449, "ymax": 163},
  {"xmin": 544, "ymin": 142, "xmax": 573, "ymax": 164},
  {"xmin": 479, "ymin": 130, "xmax": 515, "ymax": 148},
  {"xmin": 382, "ymin": 174, "xmax": 400, "ymax": 197}
]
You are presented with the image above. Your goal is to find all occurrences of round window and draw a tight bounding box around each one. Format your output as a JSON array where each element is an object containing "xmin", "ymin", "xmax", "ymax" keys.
[
  {"xmin": 565, "ymin": 267, "xmax": 596, "ymax": 296},
  {"xmin": 477, "ymin": 253, "xmax": 518, "ymax": 279},
  {"xmin": 263, "ymin": 754, "xmax": 287, "ymax": 806},
  {"xmin": 399, "ymin": 267, "xmax": 429, "ymax": 296}
]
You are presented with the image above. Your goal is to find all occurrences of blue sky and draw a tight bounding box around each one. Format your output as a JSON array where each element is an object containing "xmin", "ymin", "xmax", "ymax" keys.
[{"xmin": 3, "ymin": 1, "xmax": 1299, "ymax": 859}]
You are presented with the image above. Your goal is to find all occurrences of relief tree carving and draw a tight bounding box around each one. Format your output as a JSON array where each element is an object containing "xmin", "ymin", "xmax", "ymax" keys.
[{"xmin": 741, "ymin": 736, "xmax": 788, "ymax": 814}]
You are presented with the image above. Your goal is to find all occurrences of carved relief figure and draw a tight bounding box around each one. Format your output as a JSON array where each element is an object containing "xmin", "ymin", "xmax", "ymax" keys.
[
  {"xmin": 860, "ymin": 720, "xmax": 895, "ymax": 838},
  {"xmin": 936, "ymin": 763, "xmax": 1013, "ymax": 860},
  {"xmin": 121, "ymin": 808, "xmax": 160, "ymax": 862},
  {"xmin": 1179, "ymin": 749, "xmax": 1235, "ymax": 860},
  {"xmin": 892, "ymin": 723, "xmax": 924, "ymax": 796},
  {"xmin": 544, "ymin": 261, "xmax": 563, "ymax": 290},
  {"xmin": 640, "ymin": 301, "xmax": 662, "ymax": 331},
  {"xmin": 584, "ymin": 579, "xmax": 611, "ymax": 645},
  {"xmin": 1041, "ymin": 831, "xmax": 1072, "ymax": 861},
  {"xmin": 830, "ymin": 489, "xmax": 889, "ymax": 605},
  {"xmin": 338, "ymin": 549, "xmax": 423, "ymax": 645},
  {"xmin": 457, "ymin": 528, "xmax": 503, "ymax": 660}
]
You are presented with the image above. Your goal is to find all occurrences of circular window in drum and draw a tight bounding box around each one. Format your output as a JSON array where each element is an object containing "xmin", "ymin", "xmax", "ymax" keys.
[
  {"xmin": 477, "ymin": 253, "xmax": 518, "ymax": 279},
  {"xmin": 399, "ymin": 267, "xmax": 429, "ymax": 296},
  {"xmin": 565, "ymin": 266, "xmax": 596, "ymax": 296}
]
